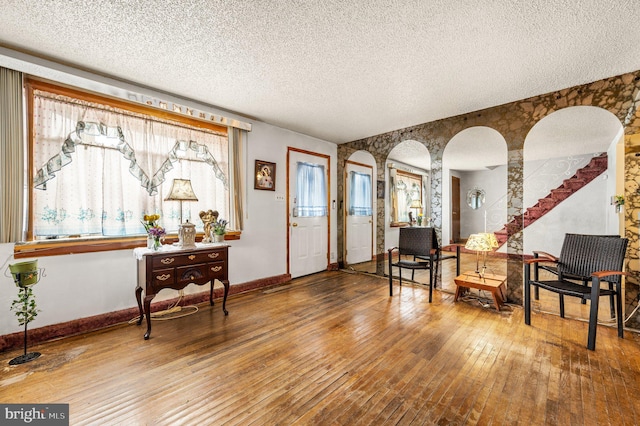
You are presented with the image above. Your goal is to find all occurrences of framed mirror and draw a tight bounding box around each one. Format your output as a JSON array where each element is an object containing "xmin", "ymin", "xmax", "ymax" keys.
[{"xmin": 466, "ymin": 188, "xmax": 485, "ymax": 210}]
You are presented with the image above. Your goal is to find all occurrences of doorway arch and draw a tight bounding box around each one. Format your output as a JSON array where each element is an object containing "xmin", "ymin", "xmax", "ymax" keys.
[
  {"xmin": 442, "ymin": 126, "xmax": 508, "ymax": 245},
  {"xmin": 523, "ymin": 105, "xmax": 624, "ymax": 255},
  {"xmin": 344, "ymin": 150, "xmax": 377, "ymax": 266},
  {"xmin": 385, "ymin": 140, "xmax": 431, "ymax": 250}
]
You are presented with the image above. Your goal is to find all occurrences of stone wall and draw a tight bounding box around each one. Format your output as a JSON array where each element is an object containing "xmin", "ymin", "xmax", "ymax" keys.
[{"xmin": 339, "ymin": 71, "xmax": 640, "ymax": 310}]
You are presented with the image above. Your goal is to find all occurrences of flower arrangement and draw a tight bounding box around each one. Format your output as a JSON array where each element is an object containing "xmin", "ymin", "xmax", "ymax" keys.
[
  {"xmin": 417, "ymin": 213, "xmax": 423, "ymax": 226},
  {"xmin": 213, "ymin": 218, "xmax": 228, "ymax": 235},
  {"xmin": 142, "ymin": 214, "xmax": 166, "ymax": 250},
  {"xmin": 614, "ymin": 195, "xmax": 624, "ymax": 213}
]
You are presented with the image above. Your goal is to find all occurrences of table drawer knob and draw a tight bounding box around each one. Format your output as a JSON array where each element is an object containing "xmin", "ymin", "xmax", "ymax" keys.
[
  {"xmin": 156, "ymin": 274, "xmax": 171, "ymax": 281},
  {"xmin": 211, "ymin": 266, "xmax": 222, "ymax": 272},
  {"xmin": 189, "ymin": 255, "xmax": 196, "ymax": 260},
  {"xmin": 160, "ymin": 258, "xmax": 175, "ymax": 265},
  {"xmin": 208, "ymin": 253, "xmax": 220, "ymax": 259}
]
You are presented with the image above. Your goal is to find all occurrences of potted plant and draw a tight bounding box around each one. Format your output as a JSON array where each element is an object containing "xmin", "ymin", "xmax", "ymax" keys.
[
  {"xmin": 212, "ymin": 218, "xmax": 228, "ymax": 242},
  {"xmin": 614, "ymin": 195, "xmax": 624, "ymax": 213}
]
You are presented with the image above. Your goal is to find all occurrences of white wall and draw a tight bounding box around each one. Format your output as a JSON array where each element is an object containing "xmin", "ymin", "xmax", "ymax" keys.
[
  {"xmin": 458, "ymin": 166, "xmax": 508, "ymax": 238},
  {"xmin": 0, "ymin": 51, "xmax": 337, "ymax": 336},
  {"xmin": 522, "ymin": 177, "xmax": 610, "ymax": 255}
]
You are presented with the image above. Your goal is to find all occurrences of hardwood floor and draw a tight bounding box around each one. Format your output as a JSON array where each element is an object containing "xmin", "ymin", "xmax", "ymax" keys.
[{"xmin": 2, "ymin": 263, "xmax": 640, "ymax": 425}]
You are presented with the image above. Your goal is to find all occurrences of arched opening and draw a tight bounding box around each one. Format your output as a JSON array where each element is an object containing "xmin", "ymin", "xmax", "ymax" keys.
[
  {"xmin": 344, "ymin": 150, "xmax": 377, "ymax": 267},
  {"xmin": 523, "ymin": 105, "xmax": 624, "ymax": 321},
  {"xmin": 442, "ymin": 127, "xmax": 508, "ymax": 245},
  {"xmin": 385, "ymin": 140, "xmax": 431, "ymax": 251}
]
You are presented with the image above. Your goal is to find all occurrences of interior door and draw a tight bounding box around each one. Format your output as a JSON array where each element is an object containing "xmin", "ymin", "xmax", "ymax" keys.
[
  {"xmin": 345, "ymin": 162, "xmax": 373, "ymax": 265},
  {"xmin": 288, "ymin": 150, "xmax": 329, "ymax": 278},
  {"xmin": 451, "ymin": 176, "xmax": 461, "ymax": 243}
]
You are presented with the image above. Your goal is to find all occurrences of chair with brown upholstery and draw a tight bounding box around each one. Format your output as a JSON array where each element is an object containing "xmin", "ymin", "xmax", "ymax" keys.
[
  {"xmin": 524, "ymin": 233, "xmax": 628, "ymax": 350},
  {"xmin": 388, "ymin": 227, "xmax": 437, "ymax": 302}
]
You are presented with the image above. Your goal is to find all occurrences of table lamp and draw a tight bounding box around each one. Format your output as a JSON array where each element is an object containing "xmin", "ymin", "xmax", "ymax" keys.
[
  {"xmin": 164, "ymin": 178, "xmax": 198, "ymax": 248},
  {"xmin": 464, "ymin": 232, "xmax": 497, "ymax": 277}
]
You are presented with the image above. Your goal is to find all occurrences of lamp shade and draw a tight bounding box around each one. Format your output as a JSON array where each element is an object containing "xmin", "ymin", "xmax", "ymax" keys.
[
  {"xmin": 164, "ymin": 179, "xmax": 199, "ymax": 201},
  {"xmin": 465, "ymin": 233, "xmax": 496, "ymax": 252},
  {"xmin": 479, "ymin": 232, "xmax": 499, "ymax": 249},
  {"xmin": 409, "ymin": 199, "xmax": 423, "ymax": 209}
]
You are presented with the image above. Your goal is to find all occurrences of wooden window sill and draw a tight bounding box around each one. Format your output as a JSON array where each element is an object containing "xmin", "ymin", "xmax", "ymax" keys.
[{"xmin": 13, "ymin": 231, "xmax": 241, "ymax": 259}]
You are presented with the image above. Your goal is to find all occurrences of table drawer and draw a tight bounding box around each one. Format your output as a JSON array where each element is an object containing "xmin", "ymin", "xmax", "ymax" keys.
[
  {"xmin": 208, "ymin": 261, "xmax": 227, "ymax": 280},
  {"xmin": 176, "ymin": 263, "xmax": 209, "ymax": 286},
  {"xmin": 151, "ymin": 268, "xmax": 175, "ymax": 291},
  {"xmin": 153, "ymin": 249, "xmax": 227, "ymax": 268}
]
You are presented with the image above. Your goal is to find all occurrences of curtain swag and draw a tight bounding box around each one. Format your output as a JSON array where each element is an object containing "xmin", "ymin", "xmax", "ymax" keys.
[{"xmin": 34, "ymin": 121, "xmax": 228, "ymax": 196}]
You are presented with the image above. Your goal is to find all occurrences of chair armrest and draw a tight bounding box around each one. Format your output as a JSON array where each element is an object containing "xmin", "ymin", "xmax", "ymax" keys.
[
  {"xmin": 592, "ymin": 270, "xmax": 629, "ymax": 279},
  {"xmin": 524, "ymin": 257, "xmax": 559, "ymax": 265},
  {"xmin": 387, "ymin": 247, "xmax": 398, "ymax": 254},
  {"xmin": 532, "ymin": 251, "xmax": 558, "ymax": 262}
]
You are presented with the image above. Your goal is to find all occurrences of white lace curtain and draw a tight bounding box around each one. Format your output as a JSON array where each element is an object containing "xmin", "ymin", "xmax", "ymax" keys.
[
  {"xmin": 348, "ymin": 171, "xmax": 372, "ymax": 216},
  {"xmin": 295, "ymin": 161, "xmax": 327, "ymax": 217},
  {"xmin": 32, "ymin": 91, "xmax": 229, "ymax": 237}
]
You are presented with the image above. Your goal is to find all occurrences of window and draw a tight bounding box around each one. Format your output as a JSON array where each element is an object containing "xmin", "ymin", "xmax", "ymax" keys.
[
  {"xmin": 348, "ymin": 171, "xmax": 372, "ymax": 216},
  {"xmin": 26, "ymin": 79, "xmax": 230, "ymax": 241},
  {"xmin": 390, "ymin": 168, "xmax": 426, "ymax": 225},
  {"xmin": 295, "ymin": 161, "xmax": 327, "ymax": 217}
]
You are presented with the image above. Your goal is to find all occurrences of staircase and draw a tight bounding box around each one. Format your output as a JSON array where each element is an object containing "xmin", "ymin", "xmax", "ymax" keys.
[{"xmin": 493, "ymin": 153, "xmax": 608, "ymax": 246}]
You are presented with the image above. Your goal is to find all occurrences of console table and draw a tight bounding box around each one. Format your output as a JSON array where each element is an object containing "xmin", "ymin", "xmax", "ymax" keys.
[{"xmin": 134, "ymin": 243, "xmax": 230, "ymax": 339}]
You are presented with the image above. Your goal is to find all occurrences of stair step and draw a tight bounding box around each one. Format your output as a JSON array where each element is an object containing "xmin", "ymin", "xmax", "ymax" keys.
[
  {"xmin": 562, "ymin": 178, "xmax": 587, "ymax": 190},
  {"xmin": 589, "ymin": 155, "xmax": 608, "ymax": 168},
  {"xmin": 538, "ymin": 197, "xmax": 557, "ymax": 209},
  {"xmin": 550, "ymin": 188, "xmax": 572, "ymax": 201},
  {"xmin": 577, "ymin": 168, "xmax": 603, "ymax": 180}
]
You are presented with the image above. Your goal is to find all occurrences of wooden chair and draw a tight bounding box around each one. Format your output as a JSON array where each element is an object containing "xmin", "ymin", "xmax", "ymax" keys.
[
  {"xmin": 524, "ymin": 233, "xmax": 628, "ymax": 350},
  {"xmin": 388, "ymin": 227, "xmax": 437, "ymax": 302}
]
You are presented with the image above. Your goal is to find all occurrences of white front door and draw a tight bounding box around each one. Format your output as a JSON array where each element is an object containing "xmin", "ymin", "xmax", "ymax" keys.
[
  {"xmin": 345, "ymin": 162, "xmax": 373, "ymax": 265},
  {"xmin": 289, "ymin": 150, "xmax": 329, "ymax": 278}
]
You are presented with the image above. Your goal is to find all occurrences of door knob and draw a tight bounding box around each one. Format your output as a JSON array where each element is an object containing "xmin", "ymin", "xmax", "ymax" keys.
[{"xmin": 292, "ymin": 223, "xmax": 298, "ymax": 227}]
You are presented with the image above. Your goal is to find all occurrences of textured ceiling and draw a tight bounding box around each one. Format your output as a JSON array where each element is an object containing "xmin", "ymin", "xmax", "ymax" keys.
[{"xmin": 1, "ymin": 0, "xmax": 638, "ymax": 153}]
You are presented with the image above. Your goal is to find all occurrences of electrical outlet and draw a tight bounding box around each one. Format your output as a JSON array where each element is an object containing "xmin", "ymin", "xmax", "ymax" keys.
[{"xmin": 275, "ymin": 194, "xmax": 285, "ymax": 202}]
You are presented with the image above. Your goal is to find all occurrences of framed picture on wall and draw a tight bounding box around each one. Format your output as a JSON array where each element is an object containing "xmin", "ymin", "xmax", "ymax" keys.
[{"xmin": 254, "ymin": 160, "xmax": 276, "ymax": 191}]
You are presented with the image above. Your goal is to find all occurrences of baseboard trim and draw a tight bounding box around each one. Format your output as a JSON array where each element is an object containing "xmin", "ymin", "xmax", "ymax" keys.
[{"xmin": 0, "ymin": 273, "xmax": 291, "ymax": 353}]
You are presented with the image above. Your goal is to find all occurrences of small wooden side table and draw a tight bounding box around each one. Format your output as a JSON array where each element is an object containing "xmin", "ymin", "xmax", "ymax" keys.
[{"xmin": 454, "ymin": 271, "xmax": 507, "ymax": 311}]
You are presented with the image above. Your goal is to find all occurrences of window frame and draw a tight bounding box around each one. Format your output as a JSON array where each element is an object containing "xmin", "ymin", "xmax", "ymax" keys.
[
  {"xmin": 390, "ymin": 169, "xmax": 425, "ymax": 227},
  {"xmin": 15, "ymin": 78, "xmax": 237, "ymax": 258}
]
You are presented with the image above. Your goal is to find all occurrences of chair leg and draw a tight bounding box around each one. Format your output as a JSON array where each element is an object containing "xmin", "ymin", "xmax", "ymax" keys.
[
  {"xmin": 581, "ymin": 279, "xmax": 587, "ymax": 304},
  {"xmin": 524, "ymin": 263, "xmax": 531, "ymax": 325},
  {"xmin": 609, "ymin": 282, "xmax": 615, "ymax": 319},
  {"xmin": 388, "ymin": 252, "xmax": 393, "ymax": 297},
  {"xmin": 533, "ymin": 260, "xmax": 540, "ymax": 301},
  {"xmin": 559, "ymin": 294, "xmax": 565, "ymax": 318},
  {"xmin": 587, "ymin": 277, "xmax": 602, "ymax": 350},
  {"xmin": 428, "ymin": 265, "xmax": 433, "ymax": 303},
  {"xmin": 616, "ymin": 283, "xmax": 624, "ymax": 338}
]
